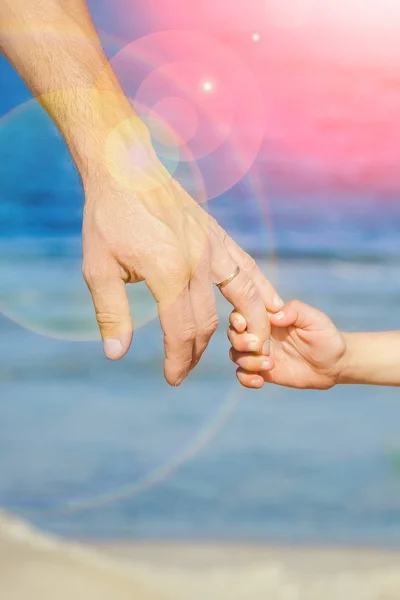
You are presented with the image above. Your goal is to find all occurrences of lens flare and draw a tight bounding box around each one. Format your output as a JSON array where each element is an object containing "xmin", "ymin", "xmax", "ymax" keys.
[
  {"xmin": 152, "ymin": 96, "xmax": 199, "ymax": 146},
  {"xmin": 202, "ymin": 80, "xmax": 214, "ymax": 93},
  {"xmin": 108, "ymin": 30, "xmax": 265, "ymax": 201}
]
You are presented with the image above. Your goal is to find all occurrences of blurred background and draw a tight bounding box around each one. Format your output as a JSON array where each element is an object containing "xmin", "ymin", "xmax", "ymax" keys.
[{"xmin": 0, "ymin": 0, "xmax": 400, "ymax": 549}]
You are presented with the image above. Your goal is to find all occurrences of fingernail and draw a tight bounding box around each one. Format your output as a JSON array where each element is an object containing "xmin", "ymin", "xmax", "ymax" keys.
[
  {"xmin": 233, "ymin": 318, "xmax": 240, "ymax": 330},
  {"xmin": 274, "ymin": 294, "xmax": 284, "ymax": 308},
  {"xmin": 273, "ymin": 311, "xmax": 285, "ymax": 321},
  {"xmin": 262, "ymin": 340, "xmax": 270, "ymax": 355},
  {"xmin": 104, "ymin": 338, "xmax": 123, "ymax": 359},
  {"xmin": 261, "ymin": 360, "xmax": 271, "ymax": 371},
  {"xmin": 248, "ymin": 341, "xmax": 260, "ymax": 352},
  {"xmin": 175, "ymin": 376, "xmax": 184, "ymax": 387},
  {"xmin": 251, "ymin": 379, "xmax": 261, "ymax": 387}
]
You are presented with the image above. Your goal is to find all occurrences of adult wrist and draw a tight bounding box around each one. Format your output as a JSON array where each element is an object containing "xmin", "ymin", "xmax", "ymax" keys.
[{"xmin": 60, "ymin": 92, "xmax": 154, "ymax": 182}]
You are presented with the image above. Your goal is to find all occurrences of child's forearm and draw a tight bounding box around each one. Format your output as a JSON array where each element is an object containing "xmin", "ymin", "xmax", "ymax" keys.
[{"xmin": 339, "ymin": 332, "xmax": 400, "ymax": 386}]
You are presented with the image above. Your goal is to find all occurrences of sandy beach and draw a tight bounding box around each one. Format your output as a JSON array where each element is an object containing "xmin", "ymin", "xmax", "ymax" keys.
[{"xmin": 1, "ymin": 511, "xmax": 400, "ymax": 600}]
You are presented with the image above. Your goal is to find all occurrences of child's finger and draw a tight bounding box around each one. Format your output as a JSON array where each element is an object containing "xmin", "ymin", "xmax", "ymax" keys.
[
  {"xmin": 229, "ymin": 310, "xmax": 247, "ymax": 333},
  {"xmin": 236, "ymin": 367, "xmax": 264, "ymax": 389},
  {"xmin": 228, "ymin": 326, "xmax": 268, "ymax": 354},
  {"xmin": 230, "ymin": 308, "xmax": 277, "ymax": 334},
  {"xmin": 229, "ymin": 348, "xmax": 274, "ymax": 372},
  {"xmin": 270, "ymin": 299, "xmax": 328, "ymax": 330}
]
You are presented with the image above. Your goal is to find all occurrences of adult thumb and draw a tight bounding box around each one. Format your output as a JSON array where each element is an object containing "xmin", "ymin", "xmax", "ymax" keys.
[{"xmin": 85, "ymin": 274, "xmax": 133, "ymax": 360}]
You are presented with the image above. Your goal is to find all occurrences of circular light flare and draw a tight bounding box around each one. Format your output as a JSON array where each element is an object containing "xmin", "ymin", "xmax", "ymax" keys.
[
  {"xmin": 109, "ymin": 30, "xmax": 265, "ymax": 200},
  {"xmin": 202, "ymin": 80, "xmax": 214, "ymax": 93},
  {"xmin": 152, "ymin": 96, "xmax": 199, "ymax": 146},
  {"xmin": 252, "ymin": 32, "xmax": 261, "ymax": 42}
]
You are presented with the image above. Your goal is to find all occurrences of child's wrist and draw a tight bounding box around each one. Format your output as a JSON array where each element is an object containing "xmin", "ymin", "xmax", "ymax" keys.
[{"xmin": 336, "ymin": 332, "xmax": 353, "ymax": 384}]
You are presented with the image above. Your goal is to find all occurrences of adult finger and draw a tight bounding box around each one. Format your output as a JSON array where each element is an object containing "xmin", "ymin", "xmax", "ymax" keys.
[
  {"xmin": 213, "ymin": 222, "xmax": 283, "ymax": 312},
  {"xmin": 83, "ymin": 270, "xmax": 133, "ymax": 360},
  {"xmin": 147, "ymin": 271, "xmax": 197, "ymax": 386},
  {"xmin": 189, "ymin": 256, "xmax": 219, "ymax": 368},
  {"xmin": 210, "ymin": 231, "xmax": 271, "ymax": 348}
]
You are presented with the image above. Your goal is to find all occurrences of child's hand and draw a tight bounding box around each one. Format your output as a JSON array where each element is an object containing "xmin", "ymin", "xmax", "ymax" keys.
[{"xmin": 228, "ymin": 300, "xmax": 347, "ymax": 390}]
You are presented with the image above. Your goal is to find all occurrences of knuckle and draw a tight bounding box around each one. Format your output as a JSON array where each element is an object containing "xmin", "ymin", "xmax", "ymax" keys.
[
  {"xmin": 177, "ymin": 325, "xmax": 197, "ymax": 344},
  {"xmin": 167, "ymin": 268, "xmax": 191, "ymax": 287},
  {"xmin": 95, "ymin": 312, "xmax": 124, "ymax": 326},
  {"xmin": 82, "ymin": 263, "xmax": 112, "ymax": 289},
  {"xmin": 180, "ymin": 356, "xmax": 194, "ymax": 369},
  {"xmin": 162, "ymin": 254, "xmax": 191, "ymax": 281},
  {"xmin": 199, "ymin": 314, "xmax": 219, "ymax": 338},
  {"xmin": 165, "ymin": 355, "xmax": 193, "ymax": 370},
  {"xmin": 156, "ymin": 265, "xmax": 191, "ymax": 299},
  {"xmin": 82, "ymin": 263, "xmax": 97, "ymax": 287},
  {"xmin": 239, "ymin": 278, "xmax": 258, "ymax": 304}
]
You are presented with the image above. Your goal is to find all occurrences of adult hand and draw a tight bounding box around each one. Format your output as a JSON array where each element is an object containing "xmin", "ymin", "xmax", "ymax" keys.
[
  {"xmin": 0, "ymin": 0, "xmax": 282, "ymax": 384},
  {"xmin": 83, "ymin": 123, "xmax": 283, "ymax": 385}
]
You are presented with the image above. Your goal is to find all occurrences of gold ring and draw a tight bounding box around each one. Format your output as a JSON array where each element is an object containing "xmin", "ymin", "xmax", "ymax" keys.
[{"xmin": 216, "ymin": 266, "xmax": 240, "ymax": 289}]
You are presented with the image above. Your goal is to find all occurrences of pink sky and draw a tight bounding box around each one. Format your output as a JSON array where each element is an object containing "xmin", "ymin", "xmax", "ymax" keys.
[
  {"xmin": 133, "ymin": 0, "xmax": 400, "ymax": 49},
  {"xmin": 113, "ymin": 0, "xmax": 400, "ymax": 185}
]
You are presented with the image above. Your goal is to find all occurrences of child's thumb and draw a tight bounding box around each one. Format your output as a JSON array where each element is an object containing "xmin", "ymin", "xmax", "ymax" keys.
[{"xmin": 270, "ymin": 300, "xmax": 323, "ymax": 329}]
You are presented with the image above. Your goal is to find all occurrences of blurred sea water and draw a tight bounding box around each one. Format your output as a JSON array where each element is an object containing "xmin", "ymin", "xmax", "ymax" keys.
[
  {"xmin": 1, "ymin": 255, "xmax": 400, "ymax": 546},
  {"xmin": 0, "ymin": 43, "xmax": 400, "ymax": 546}
]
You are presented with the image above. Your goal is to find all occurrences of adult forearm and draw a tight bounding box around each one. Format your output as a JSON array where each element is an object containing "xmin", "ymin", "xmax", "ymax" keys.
[
  {"xmin": 339, "ymin": 331, "xmax": 400, "ymax": 386},
  {"xmin": 0, "ymin": 0, "xmax": 147, "ymax": 177}
]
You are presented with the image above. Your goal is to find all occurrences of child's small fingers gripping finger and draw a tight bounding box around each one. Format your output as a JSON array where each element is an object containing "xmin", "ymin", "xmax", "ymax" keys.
[
  {"xmin": 229, "ymin": 348, "xmax": 274, "ymax": 373},
  {"xmin": 236, "ymin": 367, "xmax": 264, "ymax": 389},
  {"xmin": 228, "ymin": 326, "xmax": 267, "ymax": 353},
  {"xmin": 229, "ymin": 310, "xmax": 247, "ymax": 333}
]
